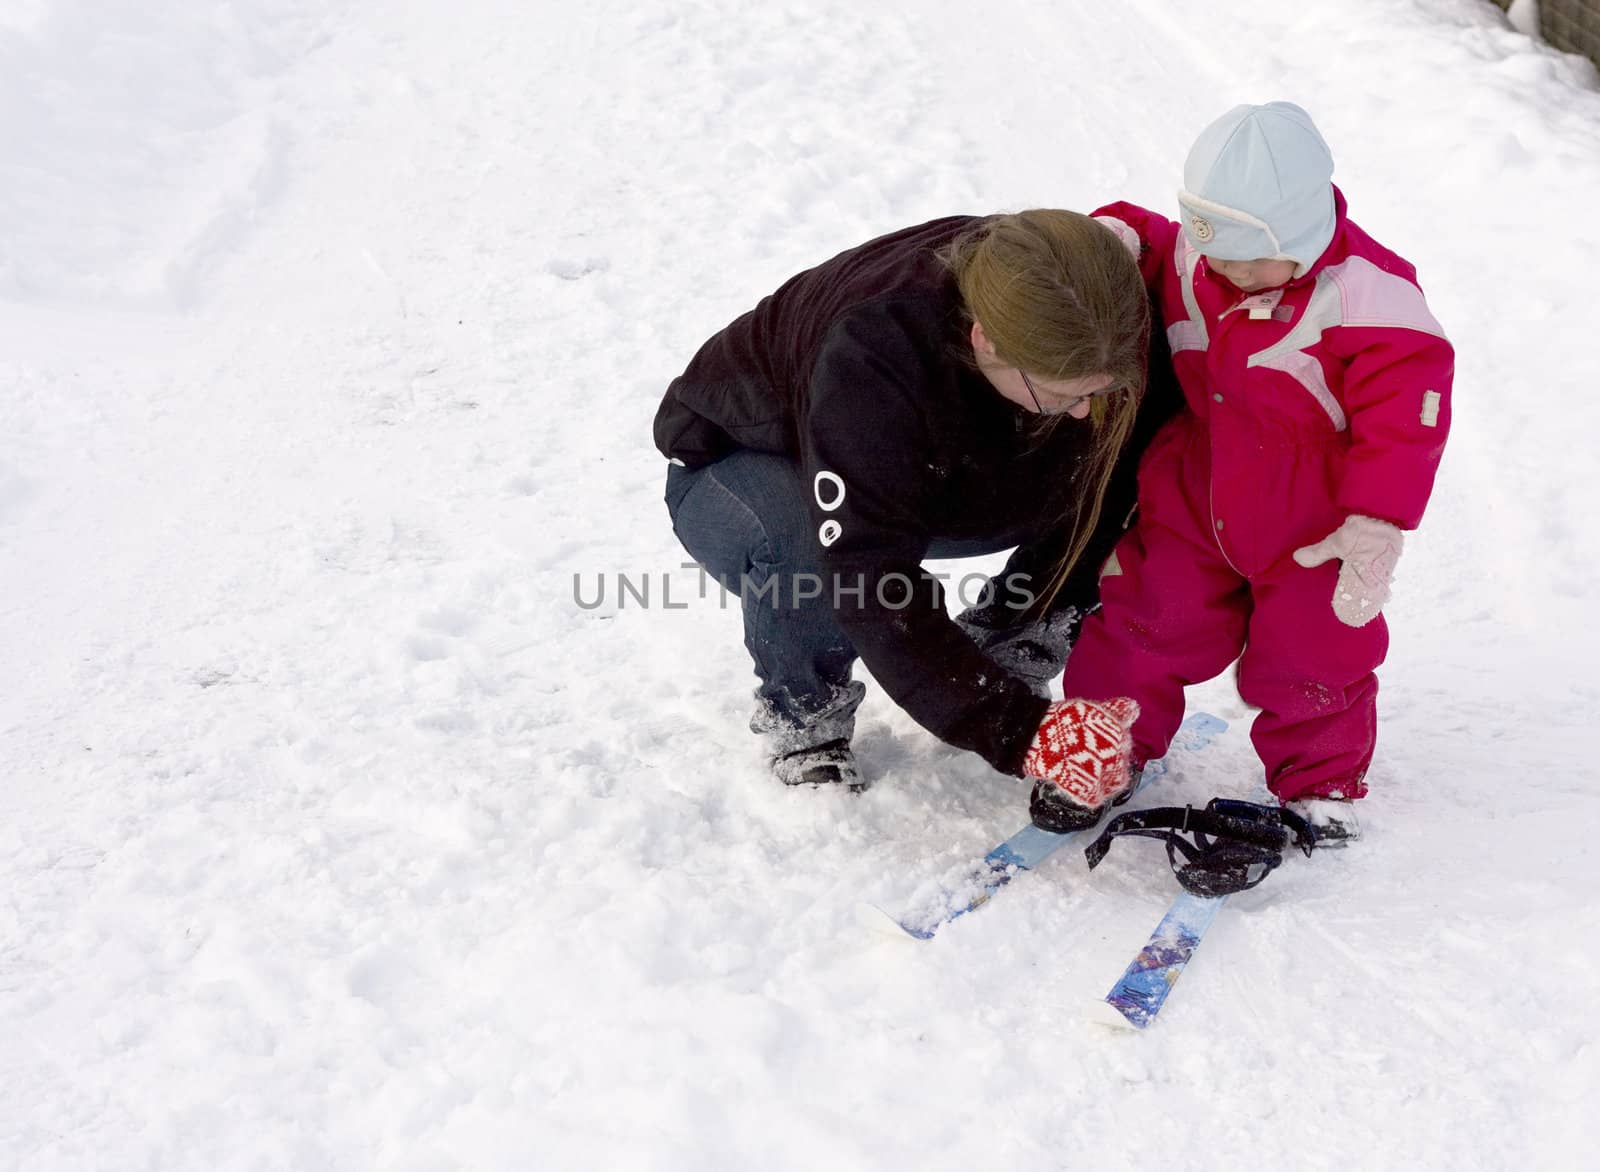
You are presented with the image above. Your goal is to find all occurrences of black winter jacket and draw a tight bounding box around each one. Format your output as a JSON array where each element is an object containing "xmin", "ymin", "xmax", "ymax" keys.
[{"xmin": 654, "ymin": 217, "xmax": 1177, "ymax": 776}]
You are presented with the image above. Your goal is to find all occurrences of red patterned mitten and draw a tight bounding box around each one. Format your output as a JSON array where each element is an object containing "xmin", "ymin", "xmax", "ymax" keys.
[{"xmin": 1022, "ymin": 697, "xmax": 1141, "ymax": 809}]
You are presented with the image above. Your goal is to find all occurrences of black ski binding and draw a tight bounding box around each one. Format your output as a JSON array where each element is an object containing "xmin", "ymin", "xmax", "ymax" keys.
[{"xmin": 1084, "ymin": 797, "xmax": 1316, "ymax": 897}]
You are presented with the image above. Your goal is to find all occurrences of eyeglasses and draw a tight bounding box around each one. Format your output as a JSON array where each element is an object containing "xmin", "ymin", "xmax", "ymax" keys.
[{"xmin": 1018, "ymin": 369, "xmax": 1120, "ymax": 416}]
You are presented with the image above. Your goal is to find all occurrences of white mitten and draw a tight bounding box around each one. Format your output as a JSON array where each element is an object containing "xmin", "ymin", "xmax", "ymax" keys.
[{"xmin": 1292, "ymin": 515, "xmax": 1404, "ymax": 628}]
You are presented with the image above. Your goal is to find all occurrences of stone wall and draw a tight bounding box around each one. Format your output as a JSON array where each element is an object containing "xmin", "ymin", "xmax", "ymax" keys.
[
  {"xmin": 1492, "ymin": 0, "xmax": 1600, "ymax": 69},
  {"xmin": 1543, "ymin": 0, "xmax": 1600, "ymax": 67}
]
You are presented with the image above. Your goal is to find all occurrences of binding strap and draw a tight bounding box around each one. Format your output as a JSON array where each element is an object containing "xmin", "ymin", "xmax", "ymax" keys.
[{"xmin": 1085, "ymin": 798, "xmax": 1316, "ymax": 897}]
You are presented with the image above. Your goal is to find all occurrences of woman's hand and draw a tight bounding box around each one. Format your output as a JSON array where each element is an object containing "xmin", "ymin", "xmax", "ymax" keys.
[{"xmin": 1023, "ymin": 696, "xmax": 1140, "ymax": 832}]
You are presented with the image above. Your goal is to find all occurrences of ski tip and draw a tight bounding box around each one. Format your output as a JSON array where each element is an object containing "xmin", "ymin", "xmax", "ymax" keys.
[
  {"xmin": 1087, "ymin": 996, "xmax": 1149, "ymax": 1032},
  {"xmin": 854, "ymin": 902, "xmax": 931, "ymax": 941}
]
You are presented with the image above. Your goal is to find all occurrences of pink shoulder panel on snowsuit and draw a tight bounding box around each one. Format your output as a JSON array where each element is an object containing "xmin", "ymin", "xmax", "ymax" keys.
[
  {"xmin": 1324, "ymin": 254, "xmax": 1445, "ymax": 335},
  {"xmin": 1247, "ymin": 255, "xmax": 1447, "ymax": 432},
  {"xmin": 1165, "ymin": 232, "xmax": 1209, "ymax": 355}
]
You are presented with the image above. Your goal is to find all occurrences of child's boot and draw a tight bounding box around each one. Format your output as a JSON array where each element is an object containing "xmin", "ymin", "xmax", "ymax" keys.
[{"xmin": 1285, "ymin": 797, "xmax": 1361, "ymax": 848}]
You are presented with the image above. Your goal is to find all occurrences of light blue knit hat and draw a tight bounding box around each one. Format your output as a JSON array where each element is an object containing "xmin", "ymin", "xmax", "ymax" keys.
[{"xmin": 1177, "ymin": 101, "xmax": 1336, "ymax": 277}]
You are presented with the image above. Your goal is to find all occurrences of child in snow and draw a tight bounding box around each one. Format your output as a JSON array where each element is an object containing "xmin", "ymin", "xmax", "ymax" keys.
[{"xmin": 1027, "ymin": 101, "xmax": 1453, "ymax": 842}]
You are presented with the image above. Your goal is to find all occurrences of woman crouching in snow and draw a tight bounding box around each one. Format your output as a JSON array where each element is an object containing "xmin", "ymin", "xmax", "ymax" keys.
[{"xmin": 654, "ymin": 211, "xmax": 1174, "ymax": 793}]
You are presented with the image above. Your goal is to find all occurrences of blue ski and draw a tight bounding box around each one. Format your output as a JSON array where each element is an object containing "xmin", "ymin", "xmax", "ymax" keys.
[
  {"xmin": 1100, "ymin": 891, "xmax": 1228, "ymax": 1029},
  {"xmin": 860, "ymin": 711, "xmax": 1228, "ymax": 940}
]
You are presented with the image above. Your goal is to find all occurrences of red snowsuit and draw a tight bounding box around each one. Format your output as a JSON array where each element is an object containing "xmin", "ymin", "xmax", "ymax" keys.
[{"xmin": 1061, "ymin": 189, "xmax": 1454, "ymax": 801}]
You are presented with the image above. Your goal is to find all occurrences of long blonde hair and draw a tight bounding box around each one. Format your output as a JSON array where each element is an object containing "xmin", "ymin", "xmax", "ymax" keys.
[{"xmin": 942, "ymin": 209, "xmax": 1149, "ymax": 611}]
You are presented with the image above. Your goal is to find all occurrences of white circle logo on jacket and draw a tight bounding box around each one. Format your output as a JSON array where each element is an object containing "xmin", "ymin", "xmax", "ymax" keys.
[
  {"xmin": 813, "ymin": 471, "xmax": 846, "ymax": 511},
  {"xmin": 814, "ymin": 471, "xmax": 847, "ymax": 546}
]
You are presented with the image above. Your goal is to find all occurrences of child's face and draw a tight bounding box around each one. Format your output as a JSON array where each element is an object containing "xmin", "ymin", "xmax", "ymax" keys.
[{"xmin": 1204, "ymin": 256, "xmax": 1297, "ymax": 293}]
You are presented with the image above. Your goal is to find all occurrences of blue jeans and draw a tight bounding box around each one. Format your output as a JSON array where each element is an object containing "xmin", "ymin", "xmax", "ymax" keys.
[{"xmin": 664, "ymin": 452, "xmax": 1014, "ymax": 751}]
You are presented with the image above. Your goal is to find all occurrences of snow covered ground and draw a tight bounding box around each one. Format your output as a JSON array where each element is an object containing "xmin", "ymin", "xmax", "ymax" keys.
[{"xmin": 4, "ymin": 0, "xmax": 1599, "ymax": 1167}]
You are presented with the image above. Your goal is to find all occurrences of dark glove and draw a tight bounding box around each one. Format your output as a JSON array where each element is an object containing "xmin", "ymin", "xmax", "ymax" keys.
[{"xmin": 954, "ymin": 604, "xmax": 1082, "ymax": 695}]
